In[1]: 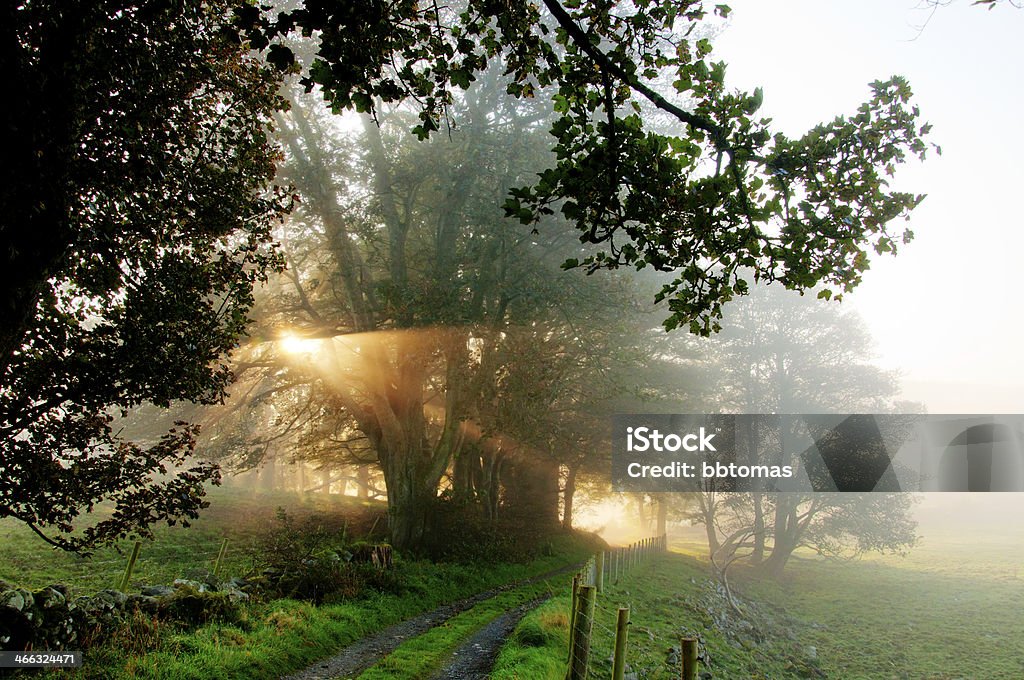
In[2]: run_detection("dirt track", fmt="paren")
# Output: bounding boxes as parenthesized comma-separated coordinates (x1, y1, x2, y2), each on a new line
(281, 563, 576, 680)
(428, 595, 549, 680)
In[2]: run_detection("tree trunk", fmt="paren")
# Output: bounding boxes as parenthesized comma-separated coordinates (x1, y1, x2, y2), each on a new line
(656, 497, 668, 536)
(562, 464, 578, 529)
(357, 465, 371, 499)
(762, 496, 800, 578)
(745, 418, 765, 564)
(504, 455, 560, 528)
(750, 492, 765, 565)
(386, 484, 435, 552)
(700, 493, 721, 558)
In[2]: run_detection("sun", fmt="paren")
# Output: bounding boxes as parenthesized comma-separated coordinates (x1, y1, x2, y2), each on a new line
(278, 331, 320, 356)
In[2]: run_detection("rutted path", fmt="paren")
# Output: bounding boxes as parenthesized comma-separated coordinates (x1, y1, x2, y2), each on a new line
(281, 564, 577, 680)
(428, 595, 549, 680)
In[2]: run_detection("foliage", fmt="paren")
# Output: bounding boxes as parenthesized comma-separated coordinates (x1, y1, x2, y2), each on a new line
(421, 497, 563, 563)
(158, 586, 239, 627)
(41, 533, 599, 679)
(203, 69, 655, 550)
(0, 487, 381, 594)
(247, 508, 400, 603)
(238, 0, 935, 334)
(0, 0, 291, 552)
(677, 285, 919, 578)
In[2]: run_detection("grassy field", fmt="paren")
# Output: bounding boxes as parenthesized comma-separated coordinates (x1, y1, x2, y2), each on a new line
(495, 520, 1024, 680)
(0, 488, 599, 680)
(494, 551, 816, 680)
(6, 490, 1023, 679)
(736, 520, 1024, 680)
(0, 488, 387, 593)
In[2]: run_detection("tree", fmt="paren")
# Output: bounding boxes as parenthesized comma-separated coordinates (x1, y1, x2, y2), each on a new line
(681, 284, 919, 580)
(0, 0, 289, 551)
(4, 0, 935, 553)
(238, 0, 935, 335)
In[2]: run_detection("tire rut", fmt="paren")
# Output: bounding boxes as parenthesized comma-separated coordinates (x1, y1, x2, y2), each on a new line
(428, 595, 549, 680)
(280, 563, 578, 680)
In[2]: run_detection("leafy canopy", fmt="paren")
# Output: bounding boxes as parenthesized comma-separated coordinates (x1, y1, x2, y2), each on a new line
(239, 0, 936, 334)
(0, 0, 289, 552)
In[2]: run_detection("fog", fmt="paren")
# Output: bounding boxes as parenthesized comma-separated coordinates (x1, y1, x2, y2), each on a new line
(715, 0, 1024, 414)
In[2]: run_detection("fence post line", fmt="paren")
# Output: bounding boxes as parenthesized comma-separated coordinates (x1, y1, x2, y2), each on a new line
(567, 584, 596, 680)
(596, 551, 605, 592)
(212, 537, 229, 577)
(681, 637, 698, 680)
(567, 574, 580, 663)
(612, 606, 630, 680)
(118, 541, 142, 592)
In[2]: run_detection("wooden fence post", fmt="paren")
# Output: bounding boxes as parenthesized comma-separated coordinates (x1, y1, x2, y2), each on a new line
(567, 574, 580, 663)
(596, 551, 605, 592)
(566, 585, 596, 680)
(612, 606, 630, 680)
(118, 541, 142, 592)
(212, 538, 229, 577)
(681, 637, 698, 680)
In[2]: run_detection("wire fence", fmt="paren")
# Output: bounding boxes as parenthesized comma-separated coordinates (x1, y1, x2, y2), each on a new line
(26, 538, 247, 591)
(563, 535, 701, 680)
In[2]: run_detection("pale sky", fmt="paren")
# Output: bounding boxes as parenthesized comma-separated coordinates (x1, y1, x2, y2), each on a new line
(712, 0, 1024, 413)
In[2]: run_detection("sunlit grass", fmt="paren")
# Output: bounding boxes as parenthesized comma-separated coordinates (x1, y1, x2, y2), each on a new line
(0, 487, 386, 593)
(498, 525, 1024, 680)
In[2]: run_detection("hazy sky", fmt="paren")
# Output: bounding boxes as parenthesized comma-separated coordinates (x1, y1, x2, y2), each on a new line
(713, 1, 1024, 413)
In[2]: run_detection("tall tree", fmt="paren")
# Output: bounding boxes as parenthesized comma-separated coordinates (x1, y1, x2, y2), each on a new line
(207, 72, 648, 550)
(0, 0, 289, 551)
(684, 284, 918, 578)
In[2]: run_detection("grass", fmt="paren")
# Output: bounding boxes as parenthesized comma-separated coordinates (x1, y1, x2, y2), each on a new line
(355, 578, 563, 679)
(490, 598, 574, 679)
(0, 487, 386, 593)
(734, 523, 1024, 680)
(64, 537, 594, 680)
(495, 523, 1024, 680)
(491, 552, 797, 680)
(1, 487, 600, 680)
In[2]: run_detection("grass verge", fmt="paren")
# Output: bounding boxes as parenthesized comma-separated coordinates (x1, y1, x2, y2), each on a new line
(25, 533, 596, 680)
(355, 578, 562, 680)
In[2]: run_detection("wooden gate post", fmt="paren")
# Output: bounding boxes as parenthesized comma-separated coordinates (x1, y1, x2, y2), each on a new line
(681, 637, 698, 680)
(566, 585, 596, 680)
(611, 606, 630, 680)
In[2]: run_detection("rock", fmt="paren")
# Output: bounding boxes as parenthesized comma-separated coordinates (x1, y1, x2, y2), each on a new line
(141, 585, 175, 598)
(222, 583, 249, 603)
(805, 645, 818, 660)
(127, 594, 160, 614)
(95, 589, 128, 607)
(173, 579, 208, 593)
(34, 586, 66, 609)
(0, 590, 26, 611)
